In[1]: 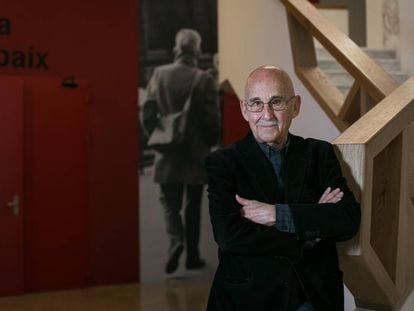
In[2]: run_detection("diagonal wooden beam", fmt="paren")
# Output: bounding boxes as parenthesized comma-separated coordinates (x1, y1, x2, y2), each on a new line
(296, 66, 349, 131)
(282, 0, 399, 102)
(286, 11, 348, 131)
(338, 81, 361, 123)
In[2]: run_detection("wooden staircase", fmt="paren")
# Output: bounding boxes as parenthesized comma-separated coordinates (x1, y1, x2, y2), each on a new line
(281, 0, 414, 309)
(317, 47, 409, 96)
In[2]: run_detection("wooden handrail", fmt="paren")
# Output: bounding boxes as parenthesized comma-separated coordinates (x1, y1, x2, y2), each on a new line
(282, 0, 399, 103)
(334, 77, 414, 146)
(333, 78, 414, 309)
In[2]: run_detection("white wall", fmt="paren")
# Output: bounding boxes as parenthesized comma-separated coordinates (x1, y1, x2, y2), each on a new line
(319, 8, 348, 35)
(219, 0, 340, 143)
(366, 0, 384, 48)
(399, 0, 414, 76)
(366, 0, 414, 76)
(315, 8, 348, 48)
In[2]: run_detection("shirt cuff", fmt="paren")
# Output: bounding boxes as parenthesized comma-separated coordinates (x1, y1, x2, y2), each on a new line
(275, 204, 296, 233)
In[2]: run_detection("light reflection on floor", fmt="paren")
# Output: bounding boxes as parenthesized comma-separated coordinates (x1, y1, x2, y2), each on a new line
(0, 281, 211, 311)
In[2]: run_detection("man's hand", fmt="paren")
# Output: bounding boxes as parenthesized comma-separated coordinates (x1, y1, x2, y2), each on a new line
(319, 187, 343, 203)
(236, 187, 342, 226)
(236, 194, 276, 226)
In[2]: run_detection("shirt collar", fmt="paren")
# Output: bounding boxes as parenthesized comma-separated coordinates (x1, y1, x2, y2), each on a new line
(256, 133, 291, 159)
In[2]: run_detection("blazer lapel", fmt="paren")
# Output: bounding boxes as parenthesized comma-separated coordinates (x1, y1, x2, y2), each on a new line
(284, 134, 309, 203)
(235, 132, 280, 203)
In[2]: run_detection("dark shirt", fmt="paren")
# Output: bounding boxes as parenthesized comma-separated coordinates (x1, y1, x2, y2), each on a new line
(256, 137, 295, 233)
(256, 136, 317, 248)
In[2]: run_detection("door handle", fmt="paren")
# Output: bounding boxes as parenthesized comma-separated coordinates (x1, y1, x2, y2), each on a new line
(6, 195, 20, 216)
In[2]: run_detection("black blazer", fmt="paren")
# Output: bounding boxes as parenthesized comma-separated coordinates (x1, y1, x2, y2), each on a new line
(205, 132, 360, 311)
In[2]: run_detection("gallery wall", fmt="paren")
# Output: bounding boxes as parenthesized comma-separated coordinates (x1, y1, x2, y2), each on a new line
(399, 0, 414, 76)
(2, 0, 412, 294)
(1, 0, 139, 286)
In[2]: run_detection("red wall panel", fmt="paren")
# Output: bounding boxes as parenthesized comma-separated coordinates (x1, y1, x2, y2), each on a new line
(222, 90, 249, 146)
(2, 0, 139, 286)
(0, 77, 24, 295)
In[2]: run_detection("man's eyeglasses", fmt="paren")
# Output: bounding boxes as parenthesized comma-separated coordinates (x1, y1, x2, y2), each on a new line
(244, 95, 296, 112)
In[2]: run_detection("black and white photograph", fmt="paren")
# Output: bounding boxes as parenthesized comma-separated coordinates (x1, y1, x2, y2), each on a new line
(138, 0, 220, 281)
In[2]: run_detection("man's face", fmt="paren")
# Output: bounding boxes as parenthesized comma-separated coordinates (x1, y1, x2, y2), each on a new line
(240, 73, 301, 147)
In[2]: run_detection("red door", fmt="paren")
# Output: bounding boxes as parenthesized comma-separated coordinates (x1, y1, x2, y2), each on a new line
(0, 77, 25, 295)
(24, 77, 89, 292)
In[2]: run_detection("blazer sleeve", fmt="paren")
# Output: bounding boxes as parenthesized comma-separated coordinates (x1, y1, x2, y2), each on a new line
(206, 151, 304, 258)
(289, 143, 361, 242)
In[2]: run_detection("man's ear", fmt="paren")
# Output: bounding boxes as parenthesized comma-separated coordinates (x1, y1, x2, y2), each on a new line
(292, 95, 301, 118)
(240, 100, 249, 121)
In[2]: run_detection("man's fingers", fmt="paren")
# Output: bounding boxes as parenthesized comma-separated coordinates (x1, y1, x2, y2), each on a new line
(235, 194, 250, 205)
(324, 188, 340, 201)
(241, 205, 259, 217)
(327, 190, 343, 203)
(335, 191, 344, 202)
(236, 195, 261, 210)
(237, 196, 275, 225)
(241, 204, 276, 226)
(319, 187, 343, 204)
(319, 187, 335, 203)
(318, 187, 331, 203)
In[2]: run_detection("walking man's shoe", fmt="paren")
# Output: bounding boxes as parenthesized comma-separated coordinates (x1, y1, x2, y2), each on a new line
(165, 244, 184, 274)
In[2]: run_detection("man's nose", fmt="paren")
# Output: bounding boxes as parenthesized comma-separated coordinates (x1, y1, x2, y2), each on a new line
(262, 103, 274, 118)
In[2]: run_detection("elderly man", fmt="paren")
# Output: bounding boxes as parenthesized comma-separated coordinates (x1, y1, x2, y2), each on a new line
(205, 66, 360, 310)
(141, 29, 220, 274)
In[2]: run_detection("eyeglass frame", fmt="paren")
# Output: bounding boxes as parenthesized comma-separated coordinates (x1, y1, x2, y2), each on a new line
(243, 95, 297, 112)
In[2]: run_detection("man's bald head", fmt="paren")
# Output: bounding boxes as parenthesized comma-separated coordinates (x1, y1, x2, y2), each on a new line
(244, 66, 295, 100)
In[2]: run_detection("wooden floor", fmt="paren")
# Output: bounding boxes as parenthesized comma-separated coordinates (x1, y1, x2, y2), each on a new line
(0, 281, 211, 311)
